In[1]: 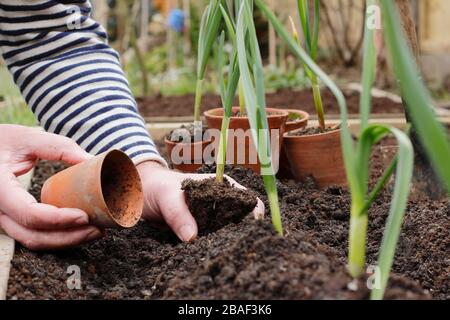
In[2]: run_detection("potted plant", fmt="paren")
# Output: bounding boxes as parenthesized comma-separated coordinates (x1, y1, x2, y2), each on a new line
(164, 0, 222, 172)
(270, 0, 346, 187)
(204, 1, 288, 174)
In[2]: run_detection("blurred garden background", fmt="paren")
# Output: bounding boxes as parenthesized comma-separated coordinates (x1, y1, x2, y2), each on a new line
(2, 0, 450, 125)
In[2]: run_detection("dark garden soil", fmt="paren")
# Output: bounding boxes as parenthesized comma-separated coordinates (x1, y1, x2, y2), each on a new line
(181, 178, 257, 236)
(137, 88, 404, 118)
(166, 124, 208, 143)
(6, 139, 448, 300)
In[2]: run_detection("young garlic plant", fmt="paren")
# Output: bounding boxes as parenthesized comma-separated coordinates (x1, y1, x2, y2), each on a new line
(291, 0, 326, 130)
(215, 23, 240, 182)
(379, 0, 450, 192)
(371, 0, 450, 299)
(236, 0, 283, 236)
(256, 0, 418, 300)
(193, 0, 222, 128)
(235, 0, 250, 117)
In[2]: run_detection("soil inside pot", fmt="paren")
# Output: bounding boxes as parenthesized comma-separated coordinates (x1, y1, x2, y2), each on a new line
(6, 138, 448, 300)
(137, 88, 404, 118)
(166, 124, 208, 143)
(288, 126, 340, 136)
(181, 178, 257, 236)
(230, 110, 285, 118)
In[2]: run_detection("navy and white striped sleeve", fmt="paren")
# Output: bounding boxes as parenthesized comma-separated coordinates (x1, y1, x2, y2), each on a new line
(0, 0, 167, 167)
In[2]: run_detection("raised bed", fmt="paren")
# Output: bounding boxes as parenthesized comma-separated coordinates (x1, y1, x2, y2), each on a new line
(3, 89, 449, 300)
(5, 138, 448, 300)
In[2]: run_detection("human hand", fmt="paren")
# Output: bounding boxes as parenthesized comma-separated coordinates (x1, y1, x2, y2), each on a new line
(0, 125, 103, 250)
(137, 161, 265, 242)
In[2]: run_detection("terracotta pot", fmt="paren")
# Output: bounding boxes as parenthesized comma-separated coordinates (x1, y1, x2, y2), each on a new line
(41, 150, 143, 229)
(284, 109, 310, 133)
(283, 128, 347, 188)
(164, 138, 213, 173)
(204, 107, 288, 173)
(278, 109, 310, 178)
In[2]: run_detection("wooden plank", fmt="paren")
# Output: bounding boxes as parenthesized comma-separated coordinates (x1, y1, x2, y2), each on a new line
(0, 234, 14, 300)
(0, 169, 33, 300)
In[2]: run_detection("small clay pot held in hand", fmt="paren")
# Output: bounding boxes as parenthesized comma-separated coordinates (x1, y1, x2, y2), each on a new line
(41, 150, 144, 229)
(284, 109, 310, 133)
(204, 107, 289, 173)
(283, 128, 347, 188)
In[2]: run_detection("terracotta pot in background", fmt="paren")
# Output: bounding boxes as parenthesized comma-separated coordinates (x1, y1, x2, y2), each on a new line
(278, 109, 310, 178)
(204, 107, 288, 173)
(284, 109, 310, 133)
(164, 138, 213, 173)
(41, 150, 143, 229)
(283, 128, 347, 188)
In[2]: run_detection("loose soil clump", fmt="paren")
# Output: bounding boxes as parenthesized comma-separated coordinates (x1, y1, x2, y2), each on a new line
(181, 178, 257, 236)
(166, 124, 207, 143)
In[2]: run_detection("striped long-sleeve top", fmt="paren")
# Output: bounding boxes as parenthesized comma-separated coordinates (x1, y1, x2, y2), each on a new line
(0, 0, 166, 166)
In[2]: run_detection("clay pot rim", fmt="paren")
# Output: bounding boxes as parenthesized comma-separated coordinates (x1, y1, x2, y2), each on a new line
(283, 109, 310, 123)
(204, 107, 289, 120)
(283, 126, 342, 139)
(164, 137, 213, 146)
(99, 150, 144, 228)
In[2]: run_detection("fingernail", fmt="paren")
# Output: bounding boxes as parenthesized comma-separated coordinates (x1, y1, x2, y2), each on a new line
(75, 214, 89, 225)
(179, 225, 196, 243)
(85, 229, 103, 242)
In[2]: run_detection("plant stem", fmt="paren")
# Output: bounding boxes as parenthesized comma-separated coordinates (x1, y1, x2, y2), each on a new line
(193, 78, 204, 124)
(348, 201, 368, 278)
(311, 74, 325, 130)
(216, 116, 230, 183)
(262, 174, 283, 236)
(238, 78, 246, 116)
(359, 156, 398, 216)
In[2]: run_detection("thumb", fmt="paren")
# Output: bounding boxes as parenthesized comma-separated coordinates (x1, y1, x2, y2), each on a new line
(29, 130, 92, 165)
(158, 190, 198, 243)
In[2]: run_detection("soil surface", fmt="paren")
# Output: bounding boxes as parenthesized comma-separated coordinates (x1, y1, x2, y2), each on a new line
(181, 178, 257, 236)
(7, 139, 448, 300)
(288, 126, 340, 136)
(137, 88, 404, 118)
(229, 110, 285, 118)
(167, 124, 207, 143)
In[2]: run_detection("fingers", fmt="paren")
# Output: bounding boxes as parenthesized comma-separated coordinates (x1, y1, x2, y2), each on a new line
(0, 213, 102, 251)
(0, 173, 90, 230)
(26, 129, 91, 165)
(157, 189, 198, 243)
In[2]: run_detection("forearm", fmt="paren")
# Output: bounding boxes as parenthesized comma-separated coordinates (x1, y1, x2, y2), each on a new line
(0, 0, 167, 166)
